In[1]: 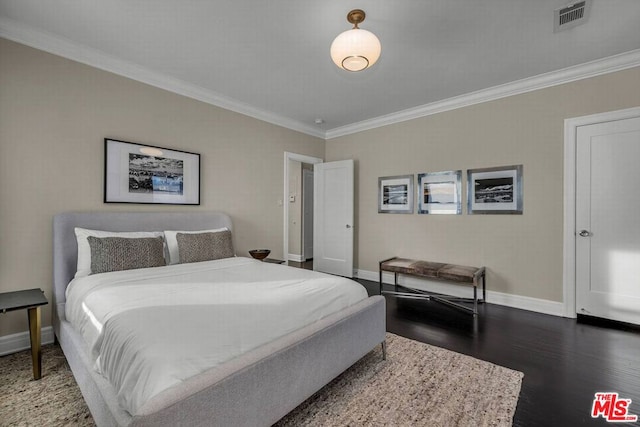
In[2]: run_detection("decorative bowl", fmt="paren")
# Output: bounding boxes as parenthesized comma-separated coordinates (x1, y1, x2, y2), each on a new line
(249, 249, 270, 260)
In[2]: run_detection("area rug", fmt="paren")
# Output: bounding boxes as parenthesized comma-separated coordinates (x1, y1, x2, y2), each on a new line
(0, 344, 92, 427)
(0, 333, 523, 426)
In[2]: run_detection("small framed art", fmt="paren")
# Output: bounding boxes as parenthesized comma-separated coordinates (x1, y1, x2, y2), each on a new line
(417, 170, 462, 214)
(378, 175, 414, 214)
(467, 165, 523, 214)
(104, 138, 200, 205)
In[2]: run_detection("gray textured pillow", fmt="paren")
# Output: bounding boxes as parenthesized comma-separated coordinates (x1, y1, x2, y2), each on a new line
(88, 236, 165, 274)
(176, 230, 234, 264)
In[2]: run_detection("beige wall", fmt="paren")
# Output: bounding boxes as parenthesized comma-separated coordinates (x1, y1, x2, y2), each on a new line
(326, 66, 640, 302)
(0, 38, 324, 337)
(2, 35, 639, 339)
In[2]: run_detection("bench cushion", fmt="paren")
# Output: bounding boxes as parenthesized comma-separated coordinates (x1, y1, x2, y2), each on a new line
(438, 264, 478, 283)
(380, 257, 482, 285)
(379, 258, 419, 273)
(411, 261, 447, 278)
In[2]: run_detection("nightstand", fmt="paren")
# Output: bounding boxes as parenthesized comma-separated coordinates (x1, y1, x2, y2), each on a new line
(263, 258, 285, 264)
(0, 289, 48, 379)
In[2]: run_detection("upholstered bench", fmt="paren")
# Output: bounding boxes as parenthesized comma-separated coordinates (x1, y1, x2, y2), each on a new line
(379, 257, 486, 315)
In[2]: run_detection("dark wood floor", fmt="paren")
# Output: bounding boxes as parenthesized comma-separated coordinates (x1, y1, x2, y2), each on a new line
(356, 279, 640, 427)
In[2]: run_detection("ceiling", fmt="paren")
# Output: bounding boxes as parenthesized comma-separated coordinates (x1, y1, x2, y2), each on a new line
(1, 0, 640, 139)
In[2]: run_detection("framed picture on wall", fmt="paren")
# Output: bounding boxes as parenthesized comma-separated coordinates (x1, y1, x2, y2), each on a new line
(378, 175, 414, 214)
(467, 165, 523, 214)
(417, 170, 462, 214)
(104, 138, 200, 205)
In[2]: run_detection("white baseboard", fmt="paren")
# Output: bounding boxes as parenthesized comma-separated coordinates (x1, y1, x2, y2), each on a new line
(354, 269, 566, 317)
(0, 326, 55, 356)
(288, 253, 305, 262)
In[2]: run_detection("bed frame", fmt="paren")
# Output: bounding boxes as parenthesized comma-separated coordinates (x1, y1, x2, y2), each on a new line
(52, 212, 386, 427)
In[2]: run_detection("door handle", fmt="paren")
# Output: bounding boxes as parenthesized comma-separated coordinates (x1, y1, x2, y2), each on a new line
(579, 230, 591, 237)
(346, 224, 352, 229)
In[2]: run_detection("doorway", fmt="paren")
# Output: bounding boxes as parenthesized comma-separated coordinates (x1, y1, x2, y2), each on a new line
(287, 160, 314, 268)
(302, 168, 314, 262)
(283, 152, 322, 268)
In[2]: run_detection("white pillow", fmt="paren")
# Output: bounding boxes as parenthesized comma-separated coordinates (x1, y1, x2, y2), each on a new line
(74, 227, 164, 278)
(164, 228, 228, 265)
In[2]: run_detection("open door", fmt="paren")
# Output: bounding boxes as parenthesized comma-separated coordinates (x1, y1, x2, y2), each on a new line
(302, 168, 314, 260)
(313, 160, 354, 277)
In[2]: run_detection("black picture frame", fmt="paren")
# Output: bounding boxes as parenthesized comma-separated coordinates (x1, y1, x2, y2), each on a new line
(104, 138, 200, 205)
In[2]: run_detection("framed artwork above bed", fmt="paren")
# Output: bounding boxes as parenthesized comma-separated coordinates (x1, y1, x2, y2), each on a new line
(104, 138, 200, 205)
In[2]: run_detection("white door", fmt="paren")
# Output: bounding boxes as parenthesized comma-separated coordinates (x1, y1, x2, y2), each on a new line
(313, 160, 354, 277)
(302, 168, 314, 260)
(576, 116, 640, 325)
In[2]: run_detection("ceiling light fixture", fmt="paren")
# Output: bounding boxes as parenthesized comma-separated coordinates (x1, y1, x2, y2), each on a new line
(330, 9, 381, 72)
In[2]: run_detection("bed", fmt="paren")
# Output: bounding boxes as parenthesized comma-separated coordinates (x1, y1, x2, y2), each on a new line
(52, 211, 386, 427)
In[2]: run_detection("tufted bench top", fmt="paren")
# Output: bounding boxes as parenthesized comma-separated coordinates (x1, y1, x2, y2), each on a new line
(378, 257, 486, 315)
(380, 257, 484, 285)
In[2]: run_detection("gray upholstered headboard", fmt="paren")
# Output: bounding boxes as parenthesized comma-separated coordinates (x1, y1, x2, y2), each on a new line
(52, 211, 233, 310)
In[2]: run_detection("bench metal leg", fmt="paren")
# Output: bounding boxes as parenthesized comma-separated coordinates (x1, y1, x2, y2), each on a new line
(383, 282, 482, 315)
(431, 295, 478, 315)
(474, 285, 478, 315)
(380, 259, 486, 317)
(483, 273, 487, 302)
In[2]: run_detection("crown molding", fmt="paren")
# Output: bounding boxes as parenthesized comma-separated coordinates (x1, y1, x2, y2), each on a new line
(2, 17, 639, 142)
(325, 49, 640, 139)
(0, 17, 325, 139)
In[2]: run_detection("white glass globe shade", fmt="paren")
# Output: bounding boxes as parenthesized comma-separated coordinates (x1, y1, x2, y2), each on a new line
(330, 28, 381, 72)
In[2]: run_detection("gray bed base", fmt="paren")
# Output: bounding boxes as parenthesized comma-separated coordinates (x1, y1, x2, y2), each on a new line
(52, 212, 386, 427)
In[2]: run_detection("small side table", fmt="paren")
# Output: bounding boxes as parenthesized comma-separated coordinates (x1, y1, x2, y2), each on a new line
(263, 258, 285, 264)
(0, 289, 48, 380)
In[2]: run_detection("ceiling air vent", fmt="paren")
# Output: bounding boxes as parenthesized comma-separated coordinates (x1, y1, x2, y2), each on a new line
(554, 1, 591, 32)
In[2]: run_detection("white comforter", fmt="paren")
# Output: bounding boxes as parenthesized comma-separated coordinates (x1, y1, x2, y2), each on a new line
(65, 257, 367, 416)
